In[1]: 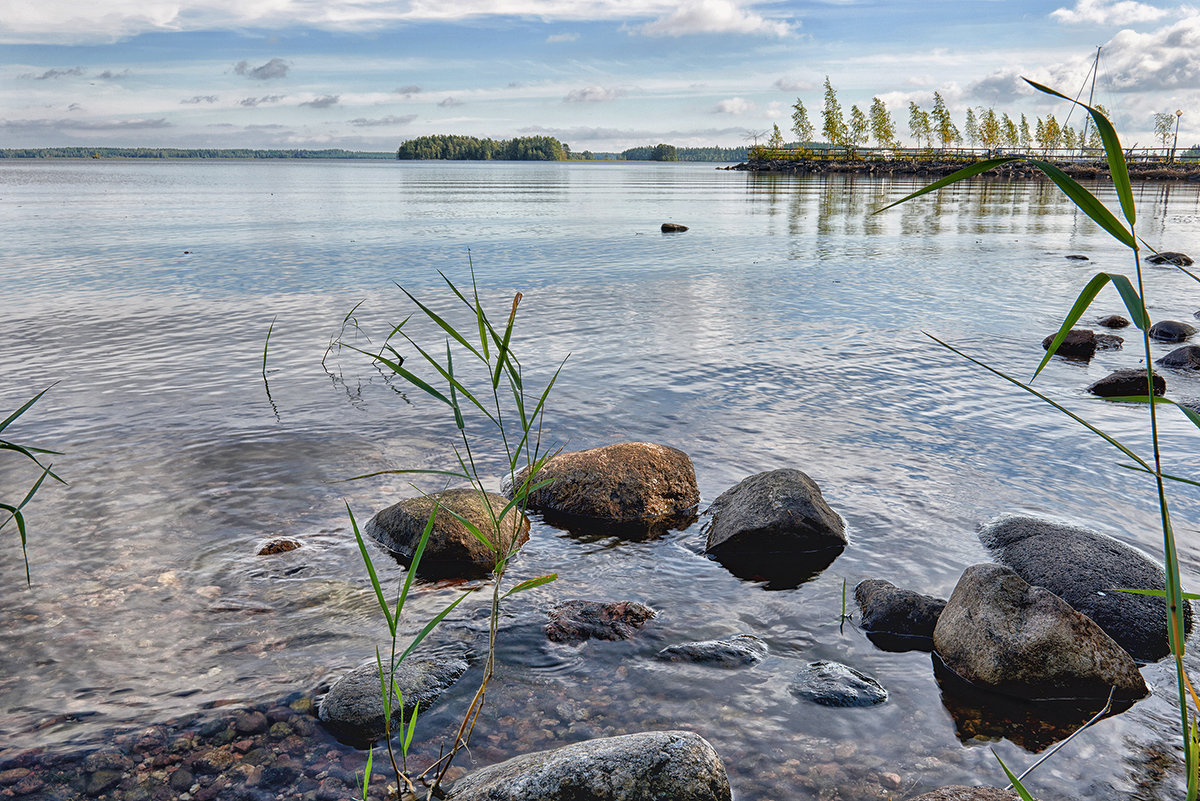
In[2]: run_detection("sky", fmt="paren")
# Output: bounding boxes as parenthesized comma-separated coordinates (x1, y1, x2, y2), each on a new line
(2, 0, 1198, 152)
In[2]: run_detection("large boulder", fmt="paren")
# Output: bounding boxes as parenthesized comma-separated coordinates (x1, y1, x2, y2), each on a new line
(1149, 320, 1196, 342)
(444, 730, 731, 801)
(510, 442, 699, 533)
(1086, 368, 1165, 398)
(318, 656, 468, 745)
(979, 515, 1192, 662)
(855, 579, 945, 641)
(1157, 345, 1200, 370)
(546, 599, 656, 644)
(704, 469, 846, 558)
(933, 564, 1148, 701)
(366, 488, 529, 577)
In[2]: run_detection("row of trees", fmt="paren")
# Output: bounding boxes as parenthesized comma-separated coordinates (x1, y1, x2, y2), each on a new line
(782, 77, 1124, 152)
(396, 135, 568, 160)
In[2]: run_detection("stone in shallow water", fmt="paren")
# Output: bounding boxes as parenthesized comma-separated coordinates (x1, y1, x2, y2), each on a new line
(854, 579, 945, 641)
(1157, 345, 1200, 370)
(908, 788, 1017, 801)
(655, 634, 768, 667)
(546, 599, 656, 644)
(318, 656, 468, 744)
(1146, 251, 1193, 266)
(788, 660, 887, 707)
(1149, 319, 1196, 342)
(1098, 314, 1129, 328)
(1041, 328, 1096, 359)
(1086, 368, 1165, 398)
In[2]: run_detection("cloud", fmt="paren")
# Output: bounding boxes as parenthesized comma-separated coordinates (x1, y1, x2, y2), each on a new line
(349, 114, 418, 126)
(20, 67, 84, 80)
(438, 96, 464, 107)
(300, 95, 340, 108)
(234, 58, 289, 80)
(394, 85, 422, 96)
(181, 95, 219, 104)
(547, 32, 579, 42)
(1098, 15, 1200, 90)
(239, 95, 285, 107)
(968, 69, 1034, 103)
(0, 117, 171, 131)
(67, 103, 82, 111)
(774, 77, 814, 92)
(713, 96, 756, 114)
(1051, 0, 1170, 25)
(638, 0, 794, 37)
(563, 86, 626, 102)
(95, 69, 131, 80)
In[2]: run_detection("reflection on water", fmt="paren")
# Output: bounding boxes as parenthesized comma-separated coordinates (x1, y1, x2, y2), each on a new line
(2, 160, 1200, 798)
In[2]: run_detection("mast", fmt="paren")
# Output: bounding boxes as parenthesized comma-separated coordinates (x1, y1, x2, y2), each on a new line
(1080, 45, 1101, 156)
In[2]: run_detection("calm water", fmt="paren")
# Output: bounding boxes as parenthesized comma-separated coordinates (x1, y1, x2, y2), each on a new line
(3, 159, 1200, 799)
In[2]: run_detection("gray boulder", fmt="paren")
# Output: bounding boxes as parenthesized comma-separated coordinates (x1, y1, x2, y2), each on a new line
(1087, 368, 1165, 398)
(704, 469, 846, 558)
(444, 730, 731, 801)
(788, 660, 887, 707)
(656, 634, 768, 667)
(510, 442, 699, 531)
(546, 599, 656, 644)
(1157, 345, 1200, 370)
(1147, 251, 1194, 266)
(319, 656, 468, 744)
(1149, 320, 1196, 342)
(933, 563, 1148, 700)
(367, 488, 529, 577)
(855, 579, 945, 640)
(980, 515, 1192, 662)
(909, 789, 1017, 801)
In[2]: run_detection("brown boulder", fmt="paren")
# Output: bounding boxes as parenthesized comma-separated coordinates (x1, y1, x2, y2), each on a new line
(366, 488, 529, 577)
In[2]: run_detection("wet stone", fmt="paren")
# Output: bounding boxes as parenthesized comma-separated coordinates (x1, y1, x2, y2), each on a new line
(169, 767, 195, 792)
(85, 769, 123, 796)
(1098, 314, 1130, 328)
(257, 537, 301, 555)
(789, 661, 888, 707)
(655, 635, 768, 667)
(546, 599, 656, 644)
(234, 710, 269, 735)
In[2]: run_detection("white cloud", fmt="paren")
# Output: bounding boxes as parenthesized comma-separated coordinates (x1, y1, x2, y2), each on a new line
(1098, 14, 1200, 89)
(348, 114, 418, 126)
(638, 0, 794, 37)
(546, 32, 579, 42)
(235, 58, 290, 80)
(714, 96, 755, 114)
(1051, 0, 1170, 26)
(774, 76, 813, 92)
(563, 86, 626, 102)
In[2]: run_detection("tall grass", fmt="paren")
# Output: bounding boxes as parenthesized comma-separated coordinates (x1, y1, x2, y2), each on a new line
(334, 262, 563, 798)
(1, 385, 65, 586)
(879, 79, 1200, 798)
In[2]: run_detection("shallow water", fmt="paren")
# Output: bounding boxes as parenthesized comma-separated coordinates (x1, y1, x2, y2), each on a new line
(3, 159, 1200, 798)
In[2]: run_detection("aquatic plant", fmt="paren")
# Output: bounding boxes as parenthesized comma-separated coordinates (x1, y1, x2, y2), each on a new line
(335, 263, 563, 798)
(1, 385, 64, 586)
(879, 80, 1200, 798)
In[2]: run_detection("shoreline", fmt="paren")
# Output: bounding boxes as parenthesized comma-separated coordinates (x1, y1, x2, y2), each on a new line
(728, 157, 1200, 182)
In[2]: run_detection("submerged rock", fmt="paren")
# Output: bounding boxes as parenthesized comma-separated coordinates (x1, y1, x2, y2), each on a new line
(1098, 314, 1130, 328)
(444, 730, 731, 801)
(789, 661, 887, 707)
(1095, 333, 1124, 350)
(1158, 345, 1200, 370)
(980, 514, 1192, 662)
(933, 563, 1148, 700)
(1087, 368, 1165, 398)
(366, 488, 529, 577)
(855, 579, 945, 641)
(510, 442, 699, 533)
(909, 788, 1017, 801)
(546, 599, 656, 644)
(256, 537, 301, 555)
(1065, 254, 1090, 260)
(318, 656, 468, 744)
(1041, 328, 1097, 359)
(656, 634, 768, 667)
(1149, 320, 1196, 342)
(1147, 251, 1194, 266)
(661, 222, 689, 232)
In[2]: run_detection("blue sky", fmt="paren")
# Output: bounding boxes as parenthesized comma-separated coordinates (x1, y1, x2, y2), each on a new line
(2, 0, 1197, 151)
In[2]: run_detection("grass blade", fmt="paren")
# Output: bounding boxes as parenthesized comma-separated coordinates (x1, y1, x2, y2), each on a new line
(439, 504, 498, 552)
(340, 468, 470, 483)
(501, 573, 557, 599)
(0, 385, 55, 434)
(398, 501, 441, 616)
(376, 648, 392, 727)
(1027, 160, 1135, 249)
(1117, 462, 1200, 489)
(396, 283, 483, 361)
(0, 503, 30, 586)
(342, 343, 452, 407)
(1112, 588, 1200, 601)
(401, 335, 498, 426)
(262, 315, 276, 378)
(398, 590, 471, 663)
(446, 341, 465, 431)
(491, 294, 521, 390)
(872, 157, 1020, 214)
(403, 701, 419, 754)
(349, 503, 395, 635)
(995, 752, 1038, 801)
(1034, 272, 1148, 379)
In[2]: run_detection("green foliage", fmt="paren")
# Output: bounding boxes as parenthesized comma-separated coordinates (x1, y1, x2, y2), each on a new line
(848, 105, 869, 147)
(1, 386, 65, 586)
(396, 135, 567, 160)
(964, 108, 979, 147)
(978, 109, 1002, 149)
(869, 97, 896, 147)
(621, 145, 747, 161)
(908, 102, 932, 148)
(651, 143, 678, 161)
(931, 92, 959, 148)
(1155, 112, 1178, 148)
(768, 125, 786, 150)
(792, 98, 815, 144)
(822, 76, 848, 146)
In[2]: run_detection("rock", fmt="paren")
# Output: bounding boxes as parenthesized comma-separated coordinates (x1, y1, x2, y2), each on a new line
(1065, 254, 1089, 260)
(1147, 251, 1194, 266)
(980, 515, 1192, 662)
(1149, 320, 1196, 342)
(704, 468, 846, 558)
(366, 488, 529, 577)
(318, 656, 468, 744)
(1158, 345, 1200, 370)
(909, 788, 1017, 801)
(854, 579, 945, 640)
(789, 661, 887, 707)
(234, 710, 268, 735)
(444, 730, 730, 801)
(1095, 333, 1124, 350)
(257, 538, 301, 555)
(661, 222, 689, 232)
(1086, 368, 1165, 398)
(655, 634, 768, 667)
(510, 442, 699, 532)
(1098, 314, 1130, 328)
(546, 599, 655, 644)
(932, 563, 1148, 700)
(169, 767, 195, 792)
(1041, 329, 1096, 359)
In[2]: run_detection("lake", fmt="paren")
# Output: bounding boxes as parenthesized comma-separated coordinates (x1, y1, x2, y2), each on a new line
(3, 159, 1200, 799)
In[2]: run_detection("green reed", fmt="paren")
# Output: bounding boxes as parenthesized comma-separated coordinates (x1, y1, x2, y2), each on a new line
(1, 385, 65, 586)
(879, 79, 1200, 798)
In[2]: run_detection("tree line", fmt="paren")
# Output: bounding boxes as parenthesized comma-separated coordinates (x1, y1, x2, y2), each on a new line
(396, 135, 569, 160)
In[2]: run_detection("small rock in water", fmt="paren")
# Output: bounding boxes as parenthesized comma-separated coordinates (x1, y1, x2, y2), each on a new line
(1147, 251, 1193, 266)
(546, 599, 656, 644)
(655, 634, 768, 667)
(854, 579, 945, 640)
(1065, 254, 1089, 260)
(1098, 314, 1129, 328)
(909, 788, 1018, 801)
(1149, 319, 1196, 342)
(1087, 368, 1165, 398)
(1094, 333, 1123, 350)
(1159, 345, 1200, 370)
(661, 222, 689, 232)
(257, 537, 301, 555)
(1041, 329, 1096, 359)
(788, 661, 887, 707)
